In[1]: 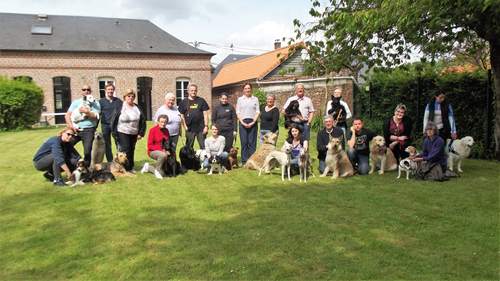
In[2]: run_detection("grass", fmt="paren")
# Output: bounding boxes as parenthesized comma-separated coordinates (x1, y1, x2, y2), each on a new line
(0, 125, 499, 280)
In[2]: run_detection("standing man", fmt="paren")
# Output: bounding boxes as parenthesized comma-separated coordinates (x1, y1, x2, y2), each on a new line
(316, 115, 345, 174)
(282, 83, 315, 140)
(236, 83, 260, 164)
(347, 117, 376, 175)
(65, 85, 101, 166)
(178, 84, 210, 149)
(98, 83, 122, 162)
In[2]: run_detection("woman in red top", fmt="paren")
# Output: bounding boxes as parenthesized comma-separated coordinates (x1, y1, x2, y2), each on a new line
(141, 114, 170, 179)
(383, 104, 413, 162)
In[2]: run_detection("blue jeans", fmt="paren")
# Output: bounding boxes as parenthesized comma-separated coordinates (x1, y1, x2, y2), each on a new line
(302, 123, 311, 140)
(239, 119, 257, 163)
(203, 152, 229, 168)
(318, 159, 326, 174)
(347, 148, 370, 175)
(186, 130, 206, 149)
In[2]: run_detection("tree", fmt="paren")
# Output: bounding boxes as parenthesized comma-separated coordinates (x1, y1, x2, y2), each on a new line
(293, 0, 500, 159)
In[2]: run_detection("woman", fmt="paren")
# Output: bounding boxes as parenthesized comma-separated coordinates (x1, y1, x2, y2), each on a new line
(33, 127, 81, 186)
(203, 125, 229, 169)
(412, 122, 448, 181)
(423, 92, 457, 140)
(141, 114, 170, 179)
(236, 83, 260, 164)
(285, 123, 308, 170)
(112, 89, 147, 172)
(152, 92, 182, 152)
(383, 103, 413, 161)
(212, 92, 237, 152)
(259, 94, 280, 143)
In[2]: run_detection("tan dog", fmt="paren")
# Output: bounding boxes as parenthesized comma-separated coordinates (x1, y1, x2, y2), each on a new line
(90, 132, 105, 170)
(94, 152, 134, 177)
(320, 138, 353, 179)
(244, 132, 278, 170)
(369, 135, 398, 175)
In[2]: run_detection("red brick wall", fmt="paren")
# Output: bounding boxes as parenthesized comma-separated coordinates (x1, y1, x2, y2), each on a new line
(0, 51, 212, 123)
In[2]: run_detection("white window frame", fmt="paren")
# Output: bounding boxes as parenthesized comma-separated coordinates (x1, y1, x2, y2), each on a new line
(176, 78, 190, 104)
(98, 77, 115, 98)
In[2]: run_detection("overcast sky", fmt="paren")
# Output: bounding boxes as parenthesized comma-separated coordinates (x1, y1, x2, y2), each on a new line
(0, 0, 314, 64)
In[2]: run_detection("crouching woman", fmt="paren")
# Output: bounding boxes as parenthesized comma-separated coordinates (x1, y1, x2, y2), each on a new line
(141, 114, 171, 179)
(203, 125, 228, 169)
(411, 122, 449, 181)
(33, 127, 81, 186)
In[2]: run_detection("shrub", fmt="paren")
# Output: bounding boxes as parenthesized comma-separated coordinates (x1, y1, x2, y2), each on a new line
(0, 77, 44, 130)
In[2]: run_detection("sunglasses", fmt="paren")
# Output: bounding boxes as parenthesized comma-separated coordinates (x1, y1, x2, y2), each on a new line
(82, 88, 91, 91)
(65, 132, 76, 137)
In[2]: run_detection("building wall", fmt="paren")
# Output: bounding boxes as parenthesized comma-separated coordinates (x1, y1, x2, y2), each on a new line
(0, 51, 212, 123)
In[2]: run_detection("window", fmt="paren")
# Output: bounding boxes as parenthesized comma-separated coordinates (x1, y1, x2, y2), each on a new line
(52, 76, 71, 124)
(176, 78, 190, 105)
(137, 77, 153, 120)
(31, 25, 52, 35)
(13, 76, 33, 83)
(98, 77, 115, 99)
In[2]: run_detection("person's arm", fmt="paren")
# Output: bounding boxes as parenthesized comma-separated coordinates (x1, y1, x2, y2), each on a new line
(217, 137, 225, 156)
(204, 138, 211, 157)
(281, 98, 291, 114)
(348, 127, 356, 149)
(423, 138, 444, 163)
(272, 108, 280, 132)
(341, 100, 352, 120)
(232, 106, 238, 133)
(423, 104, 429, 134)
(203, 110, 209, 134)
(303, 140, 309, 152)
(51, 139, 71, 178)
(65, 102, 78, 131)
(138, 106, 147, 139)
(448, 104, 457, 139)
(147, 127, 154, 153)
(307, 99, 315, 126)
(251, 98, 260, 127)
(325, 101, 332, 115)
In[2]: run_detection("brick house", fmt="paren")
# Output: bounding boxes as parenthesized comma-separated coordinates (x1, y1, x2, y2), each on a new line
(0, 13, 214, 124)
(212, 42, 357, 117)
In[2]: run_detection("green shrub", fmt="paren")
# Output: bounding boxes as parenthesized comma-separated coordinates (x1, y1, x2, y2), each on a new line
(253, 88, 267, 107)
(0, 77, 44, 130)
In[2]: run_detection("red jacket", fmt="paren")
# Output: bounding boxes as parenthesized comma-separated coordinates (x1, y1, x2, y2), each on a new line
(147, 125, 170, 156)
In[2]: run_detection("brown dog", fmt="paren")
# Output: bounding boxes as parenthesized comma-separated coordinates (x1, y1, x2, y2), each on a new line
(320, 138, 353, 179)
(94, 152, 135, 177)
(244, 132, 278, 170)
(227, 147, 239, 170)
(369, 136, 398, 175)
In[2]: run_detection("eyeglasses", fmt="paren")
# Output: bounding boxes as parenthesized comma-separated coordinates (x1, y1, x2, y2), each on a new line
(82, 88, 91, 91)
(65, 132, 76, 137)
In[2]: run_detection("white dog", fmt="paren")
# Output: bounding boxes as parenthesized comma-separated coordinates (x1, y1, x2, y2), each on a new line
(397, 146, 418, 180)
(447, 136, 474, 173)
(195, 149, 209, 170)
(298, 149, 315, 183)
(258, 142, 292, 181)
(71, 95, 97, 130)
(67, 159, 90, 187)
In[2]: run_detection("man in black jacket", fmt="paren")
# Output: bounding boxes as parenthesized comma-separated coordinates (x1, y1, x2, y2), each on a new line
(98, 83, 123, 162)
(317, 115, 344, 174)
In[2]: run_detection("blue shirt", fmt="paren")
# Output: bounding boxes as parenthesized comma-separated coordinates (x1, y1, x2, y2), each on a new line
(68, 97, 101, 129)
(33, 136, 80, 167)
(99, 97, 122, 126)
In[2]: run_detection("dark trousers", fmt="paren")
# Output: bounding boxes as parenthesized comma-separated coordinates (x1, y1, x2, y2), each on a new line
(117, 132, 138, 171)
(347, 149, 370, 175)
(72, 127, 96, 167)
(170, 134, 179, 152)
(438, 128, 451, 141)
(101, 124, 119, 162)
(390, 144, 409, 162)
(186, 130, 206, 149)
(33, 154, 77, 180)
(220, 129, 234, 152)
(239, 119, 257, 163)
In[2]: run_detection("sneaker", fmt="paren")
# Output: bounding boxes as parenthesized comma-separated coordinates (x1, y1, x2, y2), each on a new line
(153, 169, 163, 179)
(141, 163, 150, 174)
(43, 171, 54, 181)
(53, 178, 67, 187)
(128, 170, 136, 174)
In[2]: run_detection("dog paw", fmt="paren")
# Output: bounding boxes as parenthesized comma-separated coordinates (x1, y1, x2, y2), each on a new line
(458, 169, 463, 173)
(378, 171, 384, 175)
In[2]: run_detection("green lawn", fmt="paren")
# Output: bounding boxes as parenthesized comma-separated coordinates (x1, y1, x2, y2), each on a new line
(0, 126, 499, 280)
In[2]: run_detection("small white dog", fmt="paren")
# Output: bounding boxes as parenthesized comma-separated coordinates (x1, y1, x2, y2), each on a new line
(71, 95, 96, 130)
(259, 142, 292, 181)
(397, 146, 418, 180)
(195, 149, 209, 170)
(67, 159, 90, 187)
(447, 136, 474, 173)
(207, 156, 225, 175)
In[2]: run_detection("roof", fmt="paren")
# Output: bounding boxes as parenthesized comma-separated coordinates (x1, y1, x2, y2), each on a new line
(213, 54, 254, 77)
(0, 13, 214, 55)
(212, 43, 303, 88)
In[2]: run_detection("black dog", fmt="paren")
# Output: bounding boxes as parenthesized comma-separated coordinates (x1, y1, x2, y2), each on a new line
(327, 95, 347, 125)
(284, 100, 303, 129)
(179, 145, 201, 171)
(90, 169, 116, 184)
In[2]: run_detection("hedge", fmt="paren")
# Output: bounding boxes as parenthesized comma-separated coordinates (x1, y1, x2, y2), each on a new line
(0, 77, 44, 130)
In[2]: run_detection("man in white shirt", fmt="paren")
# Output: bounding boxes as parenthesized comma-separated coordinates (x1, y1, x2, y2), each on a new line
(282, 83, 315, 140)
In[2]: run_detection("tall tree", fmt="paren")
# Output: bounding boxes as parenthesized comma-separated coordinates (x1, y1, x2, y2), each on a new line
(294, 0, 500, 159)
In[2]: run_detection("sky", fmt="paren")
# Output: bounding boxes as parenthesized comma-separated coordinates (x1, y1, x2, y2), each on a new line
(0, 0, 315, 64)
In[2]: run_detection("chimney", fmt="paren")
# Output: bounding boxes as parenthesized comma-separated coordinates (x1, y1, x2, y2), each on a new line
(274, 39, 281, 49)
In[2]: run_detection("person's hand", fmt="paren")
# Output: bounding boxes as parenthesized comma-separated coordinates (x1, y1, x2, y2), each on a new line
(350, 126, 355, 132)
(233, 131, 237, 137)
(390, 135, 398, 141)
(399, 136, 408, 141)
(203, 126, 208, 134)
(413, 157, 423, 162)
(451, 132, 458, 140)
(137, 135, 142, 140)
(79, 106, 90, 114)
(166, 151, 171, 156)
(389, 141, 398, 149)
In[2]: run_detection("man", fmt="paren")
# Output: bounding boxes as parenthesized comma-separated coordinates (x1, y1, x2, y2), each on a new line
(282, 83, 315, 140)
(65, 85, 101, 166)
(98, 83, 122, 162)
(178, 84, 209, 149)
(325, 87, 352, 137)
(347, 117, 376, 175)
(316, 115, 345, 174)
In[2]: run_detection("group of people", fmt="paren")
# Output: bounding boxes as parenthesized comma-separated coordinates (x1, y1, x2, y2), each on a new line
(33, 80, 458, 185)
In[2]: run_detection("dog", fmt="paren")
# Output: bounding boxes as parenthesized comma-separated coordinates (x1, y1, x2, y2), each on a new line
(163, 149, 178, 177)
(447, 136, 474, 173)
(284, 100, 303, 129)
(90, 132, 105, 170)
(244, 132, 278, 170)
(369, 135, 398, 175)
(259, 142, 292, 181)
(67, 159, 92, 186)
(397, 146, 418, 180)
(207, 155, 225, 175)
(298, 149, 315, 182)
(327, 95, 347, 125)
(94, 152, 134, 177)
(180, 145, 201, 171)
(71, 95, 96, 130)
(226, 147, 239, 170)
(90, 169, 116, 184)
(320, 137, 354, 179)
